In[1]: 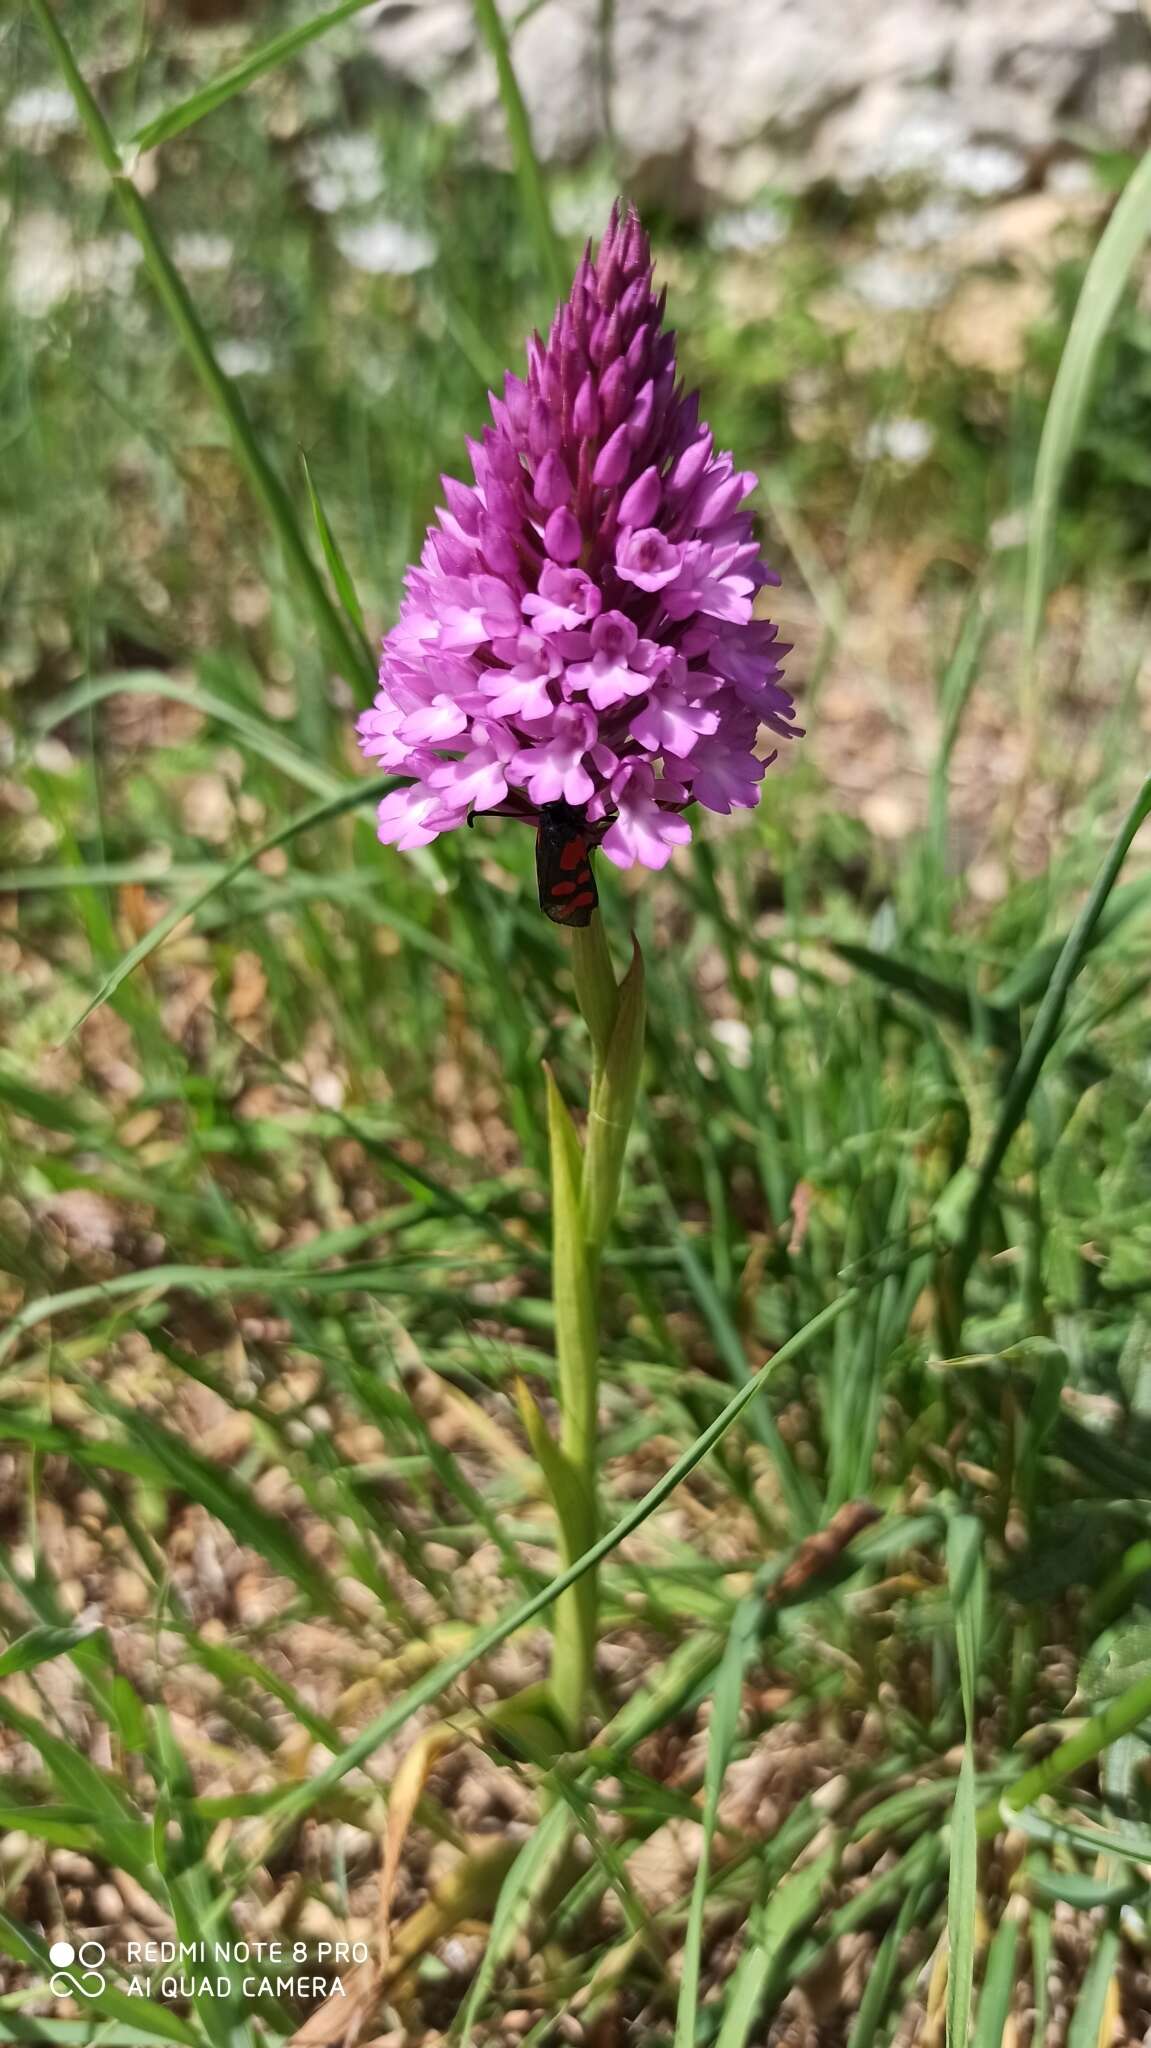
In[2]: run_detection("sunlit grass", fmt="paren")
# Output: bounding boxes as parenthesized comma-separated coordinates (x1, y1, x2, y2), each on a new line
(2, 2, 1151, 2042)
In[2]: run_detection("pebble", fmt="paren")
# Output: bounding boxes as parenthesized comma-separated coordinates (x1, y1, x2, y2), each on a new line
(109, 1568, 152, 1617)
(812, 1773, 850, 1815)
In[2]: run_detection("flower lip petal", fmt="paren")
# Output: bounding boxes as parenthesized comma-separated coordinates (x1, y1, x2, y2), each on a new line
(616, 526, 683, 591)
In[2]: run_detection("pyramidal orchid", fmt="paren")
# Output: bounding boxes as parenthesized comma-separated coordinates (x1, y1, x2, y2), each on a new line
(357, 205, 802, 1745)
(358, 202, 800, 891)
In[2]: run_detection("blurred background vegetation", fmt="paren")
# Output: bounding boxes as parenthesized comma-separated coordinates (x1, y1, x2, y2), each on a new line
(3, 3, 1151, 2044)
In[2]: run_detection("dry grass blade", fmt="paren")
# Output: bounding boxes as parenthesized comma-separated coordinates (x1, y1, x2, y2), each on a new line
(378, 1724, 464, 1969)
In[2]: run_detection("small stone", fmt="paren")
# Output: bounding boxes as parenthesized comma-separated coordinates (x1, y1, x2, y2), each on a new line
(109, 1568, 152, 1618)
(812, 1773, 850, 1815)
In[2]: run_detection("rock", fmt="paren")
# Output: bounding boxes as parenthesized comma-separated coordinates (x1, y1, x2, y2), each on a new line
(938, 273, 1051, 376)
(368, 0, 1151, 208)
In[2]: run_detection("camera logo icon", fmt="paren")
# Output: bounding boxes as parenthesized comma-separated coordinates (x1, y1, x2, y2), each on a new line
(49, 1940, 107, 1998)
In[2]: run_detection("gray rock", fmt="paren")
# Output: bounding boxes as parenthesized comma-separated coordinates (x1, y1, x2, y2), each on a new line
(368, 0, 1151, 207)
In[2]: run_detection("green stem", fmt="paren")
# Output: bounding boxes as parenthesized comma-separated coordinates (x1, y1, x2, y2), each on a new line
(248, 1290, 855, 1854)
(549, 917, 644, 1739)
(570, 918, 619, 1070)
(28, 0, 375, 696)
(978, 1666, 1151, 1839)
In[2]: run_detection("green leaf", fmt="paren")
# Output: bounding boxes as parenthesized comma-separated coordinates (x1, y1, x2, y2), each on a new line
(0, 1067, 100, 1136)
(986, 1663, 1151, 1836)
(1011, 1800, 1151, 1867)
(663, 1203, 816, 1530)
(0, 1410, 168, 1487)
(1026, 1865, 1139, 1910)
(545, 1064, 599, 1738)
(1030, 1907, 1052, 2048)
(515, 1377, 595, 1604)
(0, 1248, 512, 1369)
(991, 874, 1151, 1011)
(0, 1406, 331, 1610)
(129, 0, 382, 152)
(187, 1636, 342, 1751)
(1025, 145, 1151, 651)
(545, 1067, 597, 1466)
(98, 1405, 335, 1611)
(0, 1804, 102, 1851)
(595, 1631, 725, 1756)
(569, 915, 620, 1065)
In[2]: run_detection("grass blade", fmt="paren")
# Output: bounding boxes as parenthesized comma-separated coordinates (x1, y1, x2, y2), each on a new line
(37, 670, 345, 799)
(947, 1516, 986, 2048)
(0, 1696, 153, 1883)
(831, 940, 1010, 1046)
(846, 1878, 927, 2048)
(302, 450, 369, 642)
(251, 1292, 856, 1835)
(130, 0, 382, 152)
(66, 771, 392, 1030)
(714, 1846, 838, 2048)
(0, 1912, 199, 2046)
(675, 1595, 760, 2048)
(0, 1623, 99, 1680)
(1025, 146, 1151, 652)
(947, 1751, 979, 2048)
(450, 1800, 573, 2040)
(471, 0, 565, 300)
(1030, 1907, 1052, 2048)
(1066, 1917, 1122, 2048)
(952, 772, 1151, 1285)
(28, 0, 375, 694)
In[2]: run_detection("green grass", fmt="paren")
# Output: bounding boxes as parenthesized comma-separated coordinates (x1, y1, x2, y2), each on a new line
(3, 2, 1151, 2042)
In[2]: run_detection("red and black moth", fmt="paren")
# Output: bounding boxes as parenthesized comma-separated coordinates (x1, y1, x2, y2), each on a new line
(535, 801, 599, 927)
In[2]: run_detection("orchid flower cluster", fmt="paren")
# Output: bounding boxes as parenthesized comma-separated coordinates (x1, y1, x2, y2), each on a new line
(358, 203, 799, 872)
